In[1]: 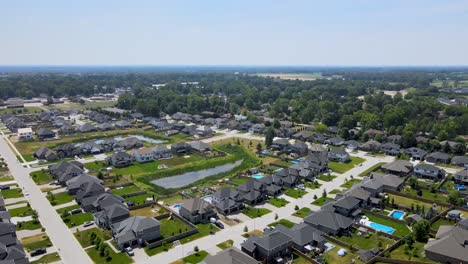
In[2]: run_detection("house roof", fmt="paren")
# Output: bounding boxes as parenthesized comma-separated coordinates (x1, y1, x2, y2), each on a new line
(424, 226, 468, 263)
(202, 247, 258, 264)
(181, 198, 214, 214)
(188, 141, 212, 151)
(113, 216, 161, 244)
(364, 173, 404, 190)
(213, 188, 239, 200)
(304, 210, 354, 231)
(333, 196, 360, 210)
(427, 152, 451, 160)
(415, 163, 443, 172)
(381, 160, 413, 173)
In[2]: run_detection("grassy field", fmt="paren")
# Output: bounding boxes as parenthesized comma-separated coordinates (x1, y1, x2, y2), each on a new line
(329, 157, 366, 174)
(17, 220, 42, 230)
(311, 197, 332, 206)
(30, 253, 61, 264)
(431, 218, 456, 230)
(0, 106, 43, 115)
(340, 178, 362, 189)
(230, 177, 251, 185)
(284, 188, 307, 198)
(389, 241, 436, 263)
(130, 206, 167, 218)
(47, 191, 74, 206)
(110, 185, 142, 196)
(30, 170, 54, 185)
(293, 207, 311, 218)
(242, 207, 271, 218)
(9, 205, 34, 217)
(268, 197, 289, 207)
(216, 239, 234, 250)
(160, 217, 193, 238)
(402, 187, 448, 204)
(387, 193, 447, 212)
(268, 219, 295, 228)
(46, 100, 117, 110)
(365, 213, 410, 237)
(124, 193, 153, 205)
(180, 223, 219, 244)
(359, 162, 386, 176)
(1, 188, 24, 199)
(317, 174, 336, 182)
(74, 227, 112, 248)
(21, 233, 52, 251)
(337, 229, 395, 250)
(86, 246, 132, 264)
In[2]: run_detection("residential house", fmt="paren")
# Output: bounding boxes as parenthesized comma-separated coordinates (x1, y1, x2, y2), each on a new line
(49, 161, 84, 185)
(309, 144, 327, 153)
(97, 122, 115, 131)
(452, 156, 468, 168)
(426, 152, 451, 164)
(115, 120, 132, 129)
(414, 164, 445, 180)
(258, 176, 283, 196)
(179, 198, 217, 224)
(239, 121, 253, 131)
(212, 188, 244, 215)
(115, 137, 143, 151)
(424, 225, 468, 264)
(80, 141, 103, 154)
(381, 160, 413, 176)
(454, 170, 468, 185)
(361, 173, 405, 196)
(77, 123, 97, 133)
(132, 148, 154, 163)
(94, 203, 130, 229)
(275, 223, 326, 253)
(202, 247, 259, 264)
(194, 126, 214, 137)
(36, 127, 55, 140)
(152, 145, 172, 159)
(112, 216, 161, 250)
(332, 196, 361, 217)
(0, 222, 29, 264)
(325, 137, 345, 146)
(364, 129, 386, 139)
(171, 142, 192, 155)
(66, 173, 103, 195)
(405, 147, 428, 161)
(248, 124, 266, 134)
(270, 139, 290, 152)
(16, 127, 33, 141)
(440, 140, 463, 152)
(33, 147, 58, 161)
(241, 228, 293, 263)
(328, 149, 350, 162)
(238, 180, 266, 206)
(55, 143, 80, 158)
(336, 187, 371, 208)
(290, 141, 308, 156)
(293, 130, 315, 142)
(59, 124, 76, 135)
(75, 182, 106, 205)
(107, 152, 134, 168)
(380, 142, 400, 156)
(343, 140, 360, 151)
(359, 140, 381, 152)
(387, 135, 402, 145)
(304, 210, 353, 236)
(188, 141, 212, 153)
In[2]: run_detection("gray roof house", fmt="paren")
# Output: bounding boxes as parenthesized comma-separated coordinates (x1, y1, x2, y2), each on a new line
(241, 228, 292, 263)
(359, 140, 381, 152)
(404, 147, 428, 160)
(36, 127, 55, 140)
(75, 182, 106, 205)
(188, 141, 212, 152)
(212, 188, 244, 215)
(33, 147, 58, 161)
(381, 160, 413, 176)
(333, 196, 362, 217)
(77, 123, 97, 133)
(179, 198, 217, 224)
(328, 149, 350, 163)
(49, 161, 84, 185)
(106, 152, 134, 168)
(202, 247, 259, 264)
(290, 141, 308, 155)
(304, 210, 353, 236)
(171, 142, 192, 155)
(380, 142, 400, 156)
(152, 145, 172, 159)
(66, 173, 103, 195)
(362, 173, 405, 195)
(426, 152, 451, 164)
(112, 216, 161, 250)
(0, 222, 29, 264)
(271, 138, 290, 151)
(94, 203, 130, 229)
(424, 225, 468, 264)
(452, 156, 468, 168)
(414, 164, 445, 180)
(325, 137, 345, 146)
(454, 170, 468, 185)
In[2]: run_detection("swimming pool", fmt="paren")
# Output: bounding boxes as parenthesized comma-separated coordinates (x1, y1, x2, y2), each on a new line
(454, 185, 466, 191)
(369, 222, 395, 234)
(291, 160, 301, 164)
(261, 150, 270, 155)
(389, 210, 405, 220)
(202, 195, 213, 203)
(252, 173, 264, 179)
(173, 204, 182, 209)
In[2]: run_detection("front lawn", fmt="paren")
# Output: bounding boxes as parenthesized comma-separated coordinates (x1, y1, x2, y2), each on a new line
(30, 253, 61, 264)
(62, 212, 93, 228)
(86, 246, 132, 264)
(216, 239, 233, 250)
(389, 241, 436, 263)
(268, 219, 295, 228)
(317, 174, 336, 182)
(365, 213, 410, 237)
(9, 205, 34, 217)
(284, 188, 307, 198)
(21, 233, 52, 251)
(328, 157, 365, 174)
(30, 170, 54, 185)
(311, 197, 332, 206)
(329, 189, 341, 194)
(268, 197, 289, 207)
(337, 229, 395, 250)
(160, 217, 193, 238)
(179, 223, 219, 244)
(242, 207, 271, 218)
(340, 178, 362, 189)
(1, 188, 24, 199)
(47, 191, 74, 206)
(17, 220, 42, 231)
(56, 204, 80, 215)
(182, 250, 208, 264)
(110, 185, 142, 196)
(304, 181, 321, 189)
(359, 162, 386, 176)
(293, 207, 311, 218)
(74, 227, 112, 248)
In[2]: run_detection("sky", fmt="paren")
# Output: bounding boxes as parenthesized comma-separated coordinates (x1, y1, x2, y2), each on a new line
(1, 0, 468, 66)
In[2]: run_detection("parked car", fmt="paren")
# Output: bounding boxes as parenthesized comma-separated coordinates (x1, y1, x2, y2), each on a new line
(24, 191, 29, 196)
(83, 221, 94, 227)
(215, 221, 224, 229)
(69, 208, 82, 215)
(0, 185, 10, 190)
(30, 248, 47, 257)
(126, 200, 134, 207)
(125, 247, 134, 256)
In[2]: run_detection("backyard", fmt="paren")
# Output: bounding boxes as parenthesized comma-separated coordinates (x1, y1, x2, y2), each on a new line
(160, 217, 193, 238)
(337, 229, 395, 250)
(365, 213, 411, 237)
(322, 242, 363, 264)
(86, 246, 132, 264)
(386, 193, 448, 212)
(389, 241, 436, 263)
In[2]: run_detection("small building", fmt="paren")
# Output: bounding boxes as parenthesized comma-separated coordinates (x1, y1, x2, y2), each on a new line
(171, 142, 192, 155)
(152, 145, 172, 159)
(17, 127, 33, 141)
(381, 160, 413, 176)
(359, 140, 381, 152)
(132, 147, 154, 163)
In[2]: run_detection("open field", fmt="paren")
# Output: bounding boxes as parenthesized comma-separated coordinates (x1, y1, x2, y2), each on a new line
(45, 100, 117, 110)
(0, 106, 43, 115)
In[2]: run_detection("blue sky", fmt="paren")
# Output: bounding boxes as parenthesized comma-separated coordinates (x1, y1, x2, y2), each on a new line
(1, 0, 468, 66)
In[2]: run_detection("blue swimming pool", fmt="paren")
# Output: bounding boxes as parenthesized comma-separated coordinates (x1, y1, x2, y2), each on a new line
(202, 195, 213, 203)
(252, 173, 264, 179)
(389, 210, 405, 220)
(261, 150, 270, 155)
(174, 204, 181, 209)
(455, 185, 466, 191)
(369, 222, 395, 234)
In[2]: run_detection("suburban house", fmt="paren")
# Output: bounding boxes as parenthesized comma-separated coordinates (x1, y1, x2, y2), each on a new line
(152, 145, 172, 159)
(89, 193, 125, 212)
(0, 222, 29, 264)
(179, 198, 217, 224)
(97, 122, 115, 131)
(364, 129, 386, 139)
(270, 138, 290, 152)
(237, 180, 266, 205)
(452, 156, 468, 168)
(33, 147, 58, 161)
(290, 141, 308, 155)
(77, 123, 97, 133)
(171, 142, 192, 155)
(80, 141, 103, 154)
(343, 140, 360, 151)
(194, 126, 214, 137)
(202, 247, 259, 264)
(115, 137, 143, 151)
(404, 147, 428, 161)
(362, 173, 405, 196)
(304, 210, 353, 236)
(414, 164, 446, 180)
(381, 160, 413, 176)
(332, 196, 362, 217)
(336, 187, 372, 208)
(94, 203, 130, 229)
(293, 130, 315, 142)
(75, 182, 106, 205)
(328, 149, 350, 162)
(387, 135, 402, 145)
(115, 120, 131, 129)
(55, 143, 80, 158)
(36, 127, 56, 140)
(309, 143, 327, 153)
(275, 223, 326, 252)
(380, 142, 400, 156)
(424, 225, 468, 264)
(16, 127, 33, 141)
(359, 140, 381, 152)
(258, 176, 283, 196)
(426, 152, 451, 164)
(325, 137, 345, 146)
(454, 170, 468, 185)
(112, 216, 161, 250)
(66, 173, 103, 195)
(212, 188, 244, 215)
(132, 147, 154, 163)
(241, 228, 293, 263)
(248, 124, 266, 134)
(49, 161, 84, 185)
(106, 152, 134, 168)
(188, 141, 212, 153)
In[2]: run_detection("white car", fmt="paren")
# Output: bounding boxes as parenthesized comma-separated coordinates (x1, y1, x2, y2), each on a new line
(83, 221, 94, 227)
(24, 191, 29, 196)
(125, 247, 134, 256)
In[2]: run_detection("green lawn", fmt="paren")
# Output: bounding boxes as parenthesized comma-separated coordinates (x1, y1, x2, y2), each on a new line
(284, 188, 307, 198)
(268, 197, 289, 208)
(242, 207, 271, 218)
(216, 239, 233, 250)
(47, 191, 74, 206)
(62, 212, 94, 228)
(337, 229, 395, 250)
(74, 227, 112, 248)
(387, 193, 447, 212)
(323, 242, 363, 264)
(340, 178, 362, 189)
(56, 204, 80, 215)
(365, 213, 411, 237)
(1, 188, 24, 199)
(389, 241, 436, 263)
(293, 207, 311, 218)
(268, 219, 295, 228)
(182, 250, 208, 264)
(431, 218, 456, 230)
(180, 223, 219, 244)
(329, 189, 341, 194)
(145, 242, 174, 256)
(160, 217, 193, 238)
(17, 220, 42, 231)
(86, 246, 132, 264)
(230, 177, 251, 185)
(317, 174, 336, 182)
(328, 157, 366, 174)
(110, 185, 142, 196)
(402, 187, 448, 204)
(30, 170, 54, 185)
(31, 253, 61, 264)
(304, 181, 321, 189)
(124, 193, 153, 205)
(21, 233, 52, 251)
(312, 197, 332, 206)
(9, 205, 34, 217)
(359, 162, 386, 176)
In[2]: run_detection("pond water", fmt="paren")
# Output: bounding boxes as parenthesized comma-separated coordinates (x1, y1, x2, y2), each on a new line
(151, 159, 243, 189)
(113, 135, 166, 144)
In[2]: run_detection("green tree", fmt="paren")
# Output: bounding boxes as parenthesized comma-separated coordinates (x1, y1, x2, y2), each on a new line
(264, 127, 275, 147)
(413, 220, 430, 242)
